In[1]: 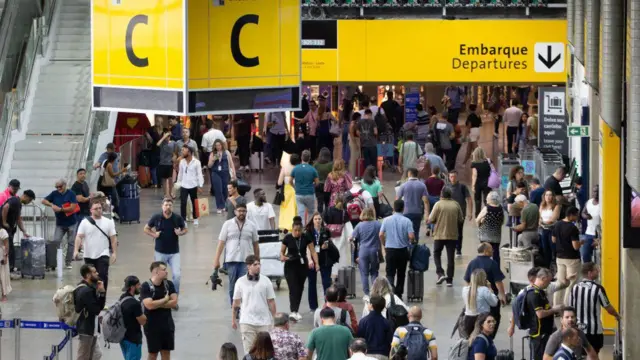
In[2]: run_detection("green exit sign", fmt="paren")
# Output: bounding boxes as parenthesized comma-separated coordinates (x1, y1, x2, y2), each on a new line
(568, 125, 590, 137)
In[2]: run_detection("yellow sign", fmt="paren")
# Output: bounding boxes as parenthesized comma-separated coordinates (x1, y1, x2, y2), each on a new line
(92, 0, 184, 89)
(301, 19, 567, 83)
(187, 0, 301, 90)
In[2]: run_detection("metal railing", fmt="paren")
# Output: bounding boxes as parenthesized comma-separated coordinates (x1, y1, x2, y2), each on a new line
(120, 136, 149, 171)
(0, 319, 75, 360)
(0, 91, 17, 177)
(15, 18, 42, 112)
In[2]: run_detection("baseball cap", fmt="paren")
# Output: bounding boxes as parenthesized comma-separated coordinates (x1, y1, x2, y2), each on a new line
(8, 179, 20, 189)
(122, 275, 140, 291)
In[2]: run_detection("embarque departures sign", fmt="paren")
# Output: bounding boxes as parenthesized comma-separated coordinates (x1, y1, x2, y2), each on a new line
(92, 0, 301, 115)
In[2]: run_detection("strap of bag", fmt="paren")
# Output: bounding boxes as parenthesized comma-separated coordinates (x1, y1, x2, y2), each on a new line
(86, 218, 110, 241)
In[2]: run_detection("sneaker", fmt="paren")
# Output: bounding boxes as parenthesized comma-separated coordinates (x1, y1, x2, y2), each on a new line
(65, 263, 73, 269)
(112, 213, 120, 221)
(447, 282, 453, 287)
(193, 219, 199, 226)
(10, 272, 21, 280)
(456, 251, 462, 258)
(216, 209, 222, 214)
(293, 312, 303, 321)
(289, 313, 296, 321)
(184, 223, 188, 229)
(436, 275, 447, 285)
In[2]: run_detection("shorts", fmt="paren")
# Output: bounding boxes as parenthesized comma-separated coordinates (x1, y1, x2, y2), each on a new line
(585, 333, 604, 353)
(158, 165, 174, 180)
(469, 127, 480, 142)
(144, 331, 175, 354)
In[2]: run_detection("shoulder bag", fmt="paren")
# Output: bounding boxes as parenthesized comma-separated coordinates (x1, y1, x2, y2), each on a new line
(487, 159, 500, 189)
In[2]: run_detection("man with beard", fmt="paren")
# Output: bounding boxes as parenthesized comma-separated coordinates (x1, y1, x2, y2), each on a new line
(75, 264, 106, 359)
(141, 261, 179, 360)
(543, 306, 598, 360)
(246, 188, 276, 230)
(119, 275, 147, 360)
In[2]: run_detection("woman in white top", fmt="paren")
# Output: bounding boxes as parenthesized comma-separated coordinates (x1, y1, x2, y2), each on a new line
(361, 277, 408, 318)
(539, 190, 561, 268)
(461, 269, 498, 338)
(580, 186, 600, 263)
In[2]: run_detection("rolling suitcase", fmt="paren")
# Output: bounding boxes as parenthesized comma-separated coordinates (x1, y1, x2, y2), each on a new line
(406, 270, 424, 302)
(119, 197, 141, 224)
(337, 266, 356, 298)
(20, 237, 46, 279)
(45, 241, 59, 271)
(250, 152, 264, 172)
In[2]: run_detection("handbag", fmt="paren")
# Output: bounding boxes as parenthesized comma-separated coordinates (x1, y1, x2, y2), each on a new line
(273, 187, 284, 206)
(326, 224, 344, 238)
(329, 120, 341, 137)
(101, 168, 116, 187)
(487, 159, 500, 189)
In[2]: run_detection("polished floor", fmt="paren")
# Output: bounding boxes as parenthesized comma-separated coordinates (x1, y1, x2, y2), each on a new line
(0, 116, 615, 359)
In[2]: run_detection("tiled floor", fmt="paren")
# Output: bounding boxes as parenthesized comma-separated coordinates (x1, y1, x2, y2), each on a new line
(0, 116, 615, 359)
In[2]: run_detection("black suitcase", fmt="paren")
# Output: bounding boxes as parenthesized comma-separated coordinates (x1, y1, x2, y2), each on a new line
(20, 238, 45, 279)
(496, 349, 514, 360)
(337, 266, 356, 299)
(407, 270, 424, 302)
(45, 241, 59, 271)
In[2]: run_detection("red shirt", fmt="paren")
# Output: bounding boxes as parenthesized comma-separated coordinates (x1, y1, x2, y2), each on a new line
(331, 302, 359, 334)
(425, 177, 445, 197)
(0, 188, 15, 207)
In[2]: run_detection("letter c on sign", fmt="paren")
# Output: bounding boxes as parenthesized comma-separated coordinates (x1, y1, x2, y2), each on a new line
(231, 14, 259, 68)
(126, 14, 149, 68)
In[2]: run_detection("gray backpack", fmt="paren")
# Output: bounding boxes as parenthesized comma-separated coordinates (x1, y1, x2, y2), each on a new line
(447, 334, 488, 360)
(101, 297, 136, 343)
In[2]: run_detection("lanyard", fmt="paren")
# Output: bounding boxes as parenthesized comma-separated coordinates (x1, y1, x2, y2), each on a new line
(235, 219, 245, 250)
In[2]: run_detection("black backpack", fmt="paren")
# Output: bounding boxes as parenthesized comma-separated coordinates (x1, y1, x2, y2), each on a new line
(386, 294, 409, 329)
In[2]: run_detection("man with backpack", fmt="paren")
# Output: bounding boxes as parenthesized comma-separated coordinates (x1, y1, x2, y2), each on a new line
(357, 109, 379, 169)
(75, 264, 106, 360)
(307, 307, 354, 360)
(390, 306, 438, 360)
(117, 276, 147, 360)
(347, 178, 375, 227)
(140, 261, 178, 360)
(522, 268, 563, 360)
(73, 199, 117, 293)
(313, 286, 353, 332)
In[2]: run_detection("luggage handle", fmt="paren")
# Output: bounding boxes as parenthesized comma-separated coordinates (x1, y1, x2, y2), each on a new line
(521, 335, 530, 360)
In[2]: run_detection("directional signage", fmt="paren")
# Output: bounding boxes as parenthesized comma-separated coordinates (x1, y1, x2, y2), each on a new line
(568, 125, 590, 137)
(538, 87, 568, 156)
(534, 42, 565, 73)
(301, 19, 567, 83)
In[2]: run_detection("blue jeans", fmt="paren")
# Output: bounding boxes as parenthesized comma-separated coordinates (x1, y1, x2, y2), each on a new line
(428, 196, 440, 209)
(307, 266, 332, 311)
(150, 166, 158, 185)
(226, 261, 247, 305)
(404, 213, 423, 242)
(295, 195, 316, 223)
(539, 228, 555, 267)
(211, 169, 230, 210)
(580, 235, 595, 263)
(154, 252, 181, 293)
(54, 224, 77, 266)
(120, 340, 142, 360)
(358, 249, 380, 295)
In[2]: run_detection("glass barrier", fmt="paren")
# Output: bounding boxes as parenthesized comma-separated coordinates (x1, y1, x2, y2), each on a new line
(15, 19, 41, 112)
(0, 92, 17, 176)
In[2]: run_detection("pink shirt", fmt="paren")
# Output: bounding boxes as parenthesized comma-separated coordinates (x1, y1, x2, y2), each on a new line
(304, 111, 318, 136)
(0, 188, 14, 206)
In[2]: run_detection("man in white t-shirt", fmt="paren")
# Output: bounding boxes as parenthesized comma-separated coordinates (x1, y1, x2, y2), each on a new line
(213, 203, 260, 304)
(581, 186, 600, 263)
(232, 254, 276, 354)
(503, 100, 523, 154)
(246, 188, 276, 231)
(73, 199, 118, 293)
(357, 99, 385, 118)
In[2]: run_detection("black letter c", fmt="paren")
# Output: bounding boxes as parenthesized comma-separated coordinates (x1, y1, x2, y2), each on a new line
(231, 14, 259, 68)
(126, 14, 149, 68)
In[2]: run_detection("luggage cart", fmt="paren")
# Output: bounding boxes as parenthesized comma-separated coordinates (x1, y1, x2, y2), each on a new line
(501, 245, 535, 296)
(258, 230, 284, 289)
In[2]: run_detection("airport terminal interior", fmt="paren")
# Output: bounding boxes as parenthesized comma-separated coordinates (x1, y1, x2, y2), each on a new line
(1, 0, 640, 359)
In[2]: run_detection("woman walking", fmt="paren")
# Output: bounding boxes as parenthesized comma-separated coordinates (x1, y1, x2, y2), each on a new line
(324, 160, 352, 208)
(362, 277, 408, 318)
(242, 332, 276, 360)
(209, 139, 236, 214)
(350, 208, 381, 296)
(277, 154, 300, 232)
(361, 166, 383, 217)
(313, 148, 333, 214)
(476, 191, 504, 264)
(348, 113, 361, 176)
(539, 189, 561, 267)
(467, 313, 499, 360)
(323, 194, 352, 282)
(471, 147, 492, 217)
(461, 269, 498, 338)
(280, 219, 319, 321)
(304, 212, 335, 311)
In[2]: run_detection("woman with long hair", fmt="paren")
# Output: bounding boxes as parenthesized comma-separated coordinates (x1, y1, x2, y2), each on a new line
(476, 191, 504, 263)
(467, 313, 498, 360)
(99, 152, 127, 216)
(304, 212, 334, 311)
(539, 189, 561, 267)
(218, 342, 239, 360)
(277, 153, 301, 232)
(362, 276, 408, 318)
(350, 208, 381, 296)
(471, 147, 492, 217)
(323, 194, 352, 282)
(341, 98, 353, 163)
(316, 96, 338, 157)
(209, 139, 236, 214)
(242, 332, 276, 360)
(281, 218, 318, 321)
(461, 269, 498, 338)
(324, 160, 353, 208)
(313, 147, 333, 214)
(506, 165, 528, 198)
(361, 165, 383, 216)
(348, 112, 361, 176)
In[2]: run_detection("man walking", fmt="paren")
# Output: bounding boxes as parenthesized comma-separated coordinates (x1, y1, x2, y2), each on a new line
(141, 261, 179, 360)
(267, 112, 288, 167)
(357, 295, 393, 360)
(429, 186, 463, 286)
(569, 262, 621, 354)
(143, 199, 188, 298)
(71, 169, 92, 220)
(270, 312, 307, 360)
(525, 268, 563, 359)
(307, 307, 353, 360)
(75, 264, 106, 360)
(552, 206, 582, 306)
(177, 145, 204, 227)
(176, 128, 199, 160)
(503, 99, 523, 153)
(225, 180, 247, 219)
(448, 170, 472, 256)
(390, 306, 438, 360)
(232, 255, 277, 354)
(214, 203, 260, 304)
(543, 306, 598, 360)
(290, 150, 319, 223)
(379, 200, 415, 299)
(396, 168, 429, 241)
(247, 188, 277, 230)
(119, 276, 147, 360)
(42, 179, 79, 269)
(1, 186, 35, 275)
(74, 199, 117, 292)
(357, 109, 378, 169)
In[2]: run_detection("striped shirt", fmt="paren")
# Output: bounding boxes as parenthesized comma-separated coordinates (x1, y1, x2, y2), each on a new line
(568, 279, 611, 335)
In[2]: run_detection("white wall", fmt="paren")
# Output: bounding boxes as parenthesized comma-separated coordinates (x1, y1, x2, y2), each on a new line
(569, 61, 589, 174)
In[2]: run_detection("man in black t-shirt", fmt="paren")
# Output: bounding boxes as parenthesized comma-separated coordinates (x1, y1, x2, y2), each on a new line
(525, 267, 562, 360)
(552, 207, 582, 308)
(120, 275, 147, 359)
(233, 113, 254, 171)
(1, 189, 35, 273)
(544, 166, 566, 201)
(140, 261, 178, 359)
(71, 168, 91, 219)
(143, 199, 187, 296)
